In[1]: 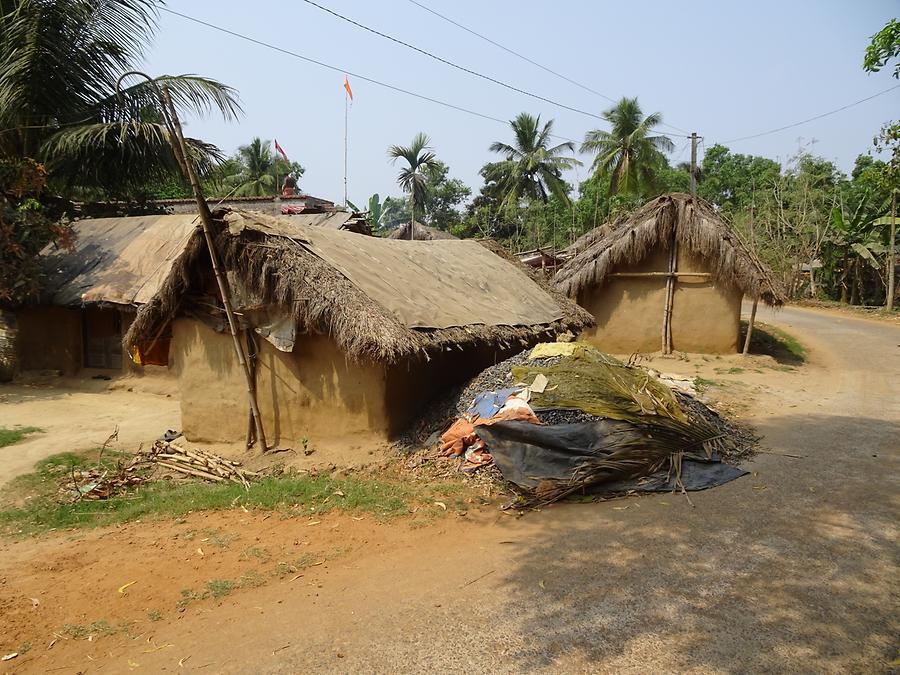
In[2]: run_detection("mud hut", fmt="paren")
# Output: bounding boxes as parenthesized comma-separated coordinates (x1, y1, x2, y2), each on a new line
(388, 221, 457, 240)
(29, 209, 589, 445)
(554, 193, 784, 354)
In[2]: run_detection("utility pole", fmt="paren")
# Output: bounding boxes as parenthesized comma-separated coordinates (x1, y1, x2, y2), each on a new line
(690, 132, 699, 198)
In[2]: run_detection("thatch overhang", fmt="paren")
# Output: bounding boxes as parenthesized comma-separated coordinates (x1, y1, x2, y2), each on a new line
(553, 193, 786, 306)
(120, 209, 591, 364)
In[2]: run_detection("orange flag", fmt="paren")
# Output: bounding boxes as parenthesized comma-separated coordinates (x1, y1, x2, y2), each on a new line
(343, 76, 353, 101)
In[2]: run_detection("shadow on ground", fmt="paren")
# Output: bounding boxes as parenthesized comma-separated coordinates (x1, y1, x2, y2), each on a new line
(740, 321, 805, 365)
(499, 414, 898, 672)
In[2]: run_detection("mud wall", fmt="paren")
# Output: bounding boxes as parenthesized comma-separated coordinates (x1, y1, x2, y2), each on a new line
(578, 247, 743, 354)
(170, 319, 534, 445)
(16, 306, 83, 375)
(170, 319, 392, 445)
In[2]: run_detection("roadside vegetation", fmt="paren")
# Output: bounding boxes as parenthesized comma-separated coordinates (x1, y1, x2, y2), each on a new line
(0, 449, 465, 536)
(0, 425, 43, 448)
(741, 322, 807, 366)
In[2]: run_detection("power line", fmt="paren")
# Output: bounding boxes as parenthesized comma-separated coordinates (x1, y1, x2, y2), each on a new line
(158, 7, 574, 143)
(405, 0, 691, 136)
(720, 84, 900, 144)
(299, 0, 605, 122)
(407, 0, 615, 103)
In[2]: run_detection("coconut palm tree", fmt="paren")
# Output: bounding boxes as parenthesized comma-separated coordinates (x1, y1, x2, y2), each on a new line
(0, 0, 241, 198)
(489, 113, 578, 210)
(226, 138, 277, 196)
(388, 132, 437, 239)
(581, 97, 674, 196)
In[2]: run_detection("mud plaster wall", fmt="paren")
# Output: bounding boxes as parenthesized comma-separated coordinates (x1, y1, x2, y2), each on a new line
(578, 247, 743, 354)
(16, 306, 82, 375)
(171, 319, 535, 445)
(171, 319, 392, 445)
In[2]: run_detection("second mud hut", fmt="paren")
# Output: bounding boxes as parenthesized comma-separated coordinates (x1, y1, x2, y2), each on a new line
(553, 193, 784, 354)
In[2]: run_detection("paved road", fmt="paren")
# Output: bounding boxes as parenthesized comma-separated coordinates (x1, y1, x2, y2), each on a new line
(117, 306, 900, 673)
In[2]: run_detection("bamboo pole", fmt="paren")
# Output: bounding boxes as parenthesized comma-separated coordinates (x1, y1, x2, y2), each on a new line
(742, 297, 758, 355)
(609, 272, 712, 278)
(888, 191, 896, 312)
(158, 86, 268, 450)
(661, 231, 678, 354)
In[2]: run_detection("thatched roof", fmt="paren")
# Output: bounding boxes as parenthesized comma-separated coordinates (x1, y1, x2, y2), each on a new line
(554, 193, 786, 305)
(121, 209, 591, 364)
(388, 221, 457, 240)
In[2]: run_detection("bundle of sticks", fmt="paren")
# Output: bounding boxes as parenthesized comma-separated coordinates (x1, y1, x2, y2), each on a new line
(146, 439, 259, 489)
(62, 440, 260, 503)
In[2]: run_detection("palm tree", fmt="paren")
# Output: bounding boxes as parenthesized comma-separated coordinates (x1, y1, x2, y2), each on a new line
(489, 113, 578, 210)
(581, 97, 674, 196)
(388, 132, 437, 239)
(226, 138, 277, 196)
(0, 0, 241, 198)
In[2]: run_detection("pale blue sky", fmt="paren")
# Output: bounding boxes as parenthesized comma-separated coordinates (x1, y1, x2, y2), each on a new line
(142, 1, 899, 205)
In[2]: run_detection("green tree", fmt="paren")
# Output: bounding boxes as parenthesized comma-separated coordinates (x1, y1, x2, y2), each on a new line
(0, 0, 241, 199)
(388, 132, 437, 238)
(580, 97, 674, 196)
(489, 113, 578, 211)
(212, 138, 304, 197)
(227, 138, 276, 196)
(872, 122, 899, 309)
(422, 161, 471, 231)
(863, 19, 900, 78)
(698, 144, 781, 210)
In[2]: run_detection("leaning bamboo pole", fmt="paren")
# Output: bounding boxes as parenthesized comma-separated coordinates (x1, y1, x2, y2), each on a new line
(157, 86, 268, 451)
(742, 297, 758, 355)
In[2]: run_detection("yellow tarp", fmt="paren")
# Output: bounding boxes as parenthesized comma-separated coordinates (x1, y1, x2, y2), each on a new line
(528, 342, 579, 360)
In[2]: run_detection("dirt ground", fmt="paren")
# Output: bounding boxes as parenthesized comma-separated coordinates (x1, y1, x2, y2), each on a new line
(0, 305, 897, 673)
(0, 373, 181, 486)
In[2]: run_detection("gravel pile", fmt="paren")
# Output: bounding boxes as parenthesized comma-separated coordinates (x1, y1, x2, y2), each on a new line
(397, 350, 540, 448)
(397, 349, 758, 467)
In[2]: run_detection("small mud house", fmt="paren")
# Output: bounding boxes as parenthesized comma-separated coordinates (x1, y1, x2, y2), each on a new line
(553, 193, 783, 354)
(23, 209, 590, 446)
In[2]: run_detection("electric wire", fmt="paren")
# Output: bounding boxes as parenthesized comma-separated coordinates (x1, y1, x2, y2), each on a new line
(300, 0, 607, 122)
(161, 8, 895, 159)
(158, 6, 582, 143)
(405, 0, 691, 136)
(720, 84, 900, 144)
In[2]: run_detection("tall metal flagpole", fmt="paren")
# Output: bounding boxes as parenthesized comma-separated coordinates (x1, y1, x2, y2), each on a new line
(343, 87, 348, 207)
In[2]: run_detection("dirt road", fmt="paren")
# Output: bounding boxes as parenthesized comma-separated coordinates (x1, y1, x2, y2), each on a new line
(0, 380, 180, 486)
(5, 306, 899, 673)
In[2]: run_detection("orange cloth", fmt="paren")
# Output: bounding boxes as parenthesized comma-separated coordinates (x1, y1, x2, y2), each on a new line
(439, 404, 540, 456)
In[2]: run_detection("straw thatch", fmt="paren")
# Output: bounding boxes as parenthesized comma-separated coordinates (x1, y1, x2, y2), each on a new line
(388, 221, 457, 240)
(124, 211, 592, 364)
(554, 193, 786, 305)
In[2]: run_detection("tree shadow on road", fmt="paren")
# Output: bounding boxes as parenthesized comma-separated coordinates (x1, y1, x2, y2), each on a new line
(498, 414, 898, 672)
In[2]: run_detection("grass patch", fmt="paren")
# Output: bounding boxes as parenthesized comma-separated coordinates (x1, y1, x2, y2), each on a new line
(714, 367, 746, 375)
(61, 620, 116, 640)
(205, 578, 236, 599)
(147, 609, 162, 622)
(693, 376, 720, 393)
(0, 426, 43, 448)
(240, 546, 272, 563)
(0, 453, 421, 536)
(741, 321, 807, 365)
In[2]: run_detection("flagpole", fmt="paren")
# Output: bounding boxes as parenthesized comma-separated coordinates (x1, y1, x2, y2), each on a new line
(343, 89, 348, 207)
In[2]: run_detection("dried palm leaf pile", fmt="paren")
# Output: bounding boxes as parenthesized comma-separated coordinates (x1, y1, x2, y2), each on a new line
(59, 439, 259, 503)
(408, 343, 756, 507)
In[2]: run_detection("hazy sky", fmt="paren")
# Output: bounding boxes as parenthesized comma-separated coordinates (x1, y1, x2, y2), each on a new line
(142, 1, 899, 205)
